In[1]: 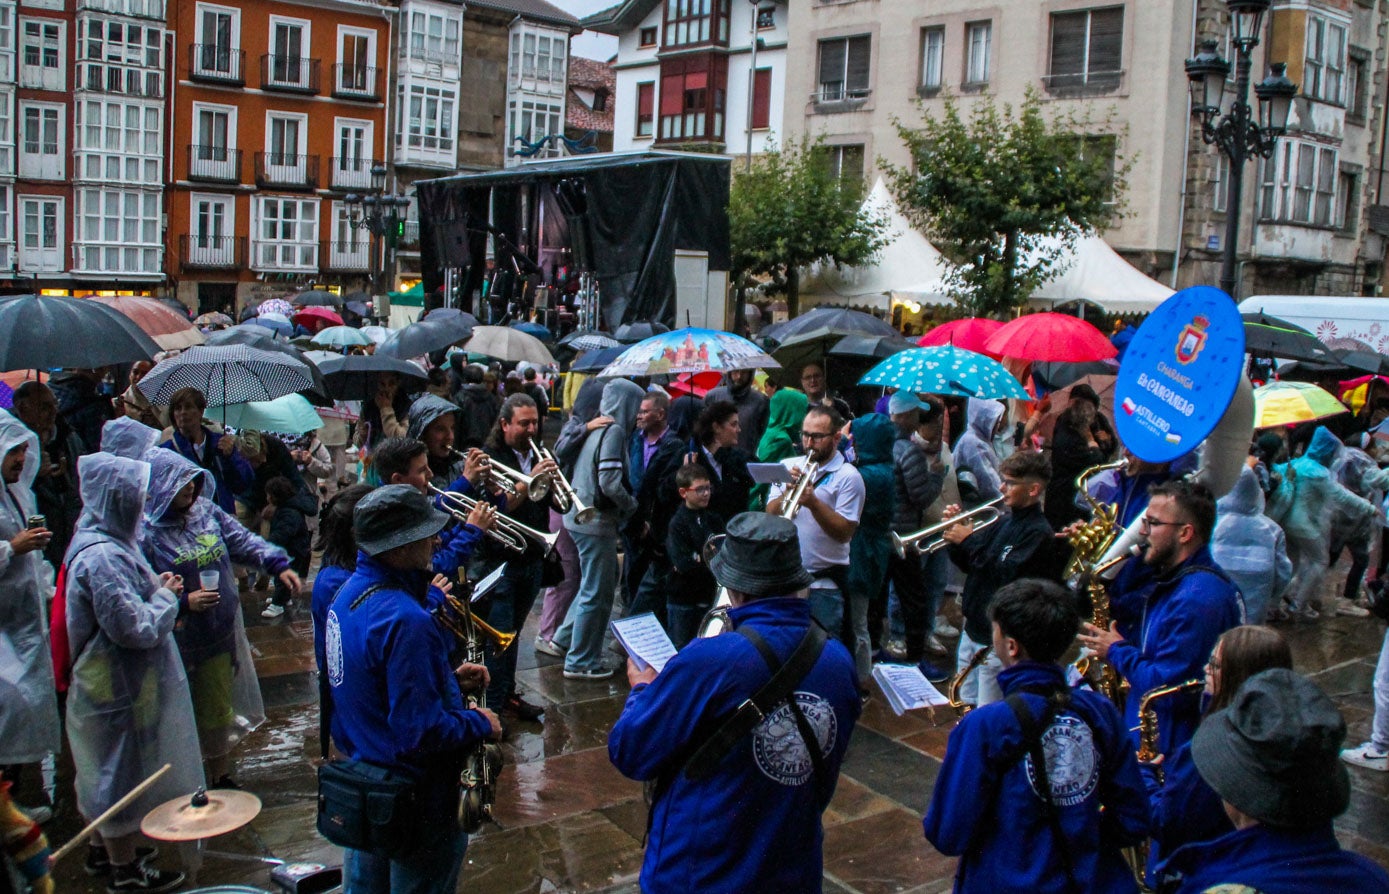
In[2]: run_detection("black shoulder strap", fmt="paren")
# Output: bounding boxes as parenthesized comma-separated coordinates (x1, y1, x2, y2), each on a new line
(320, 583, 387, 761)
(1005, 688, 1080, 893)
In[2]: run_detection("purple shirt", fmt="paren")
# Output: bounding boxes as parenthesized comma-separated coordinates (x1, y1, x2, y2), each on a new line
(642, 426, 668, 469)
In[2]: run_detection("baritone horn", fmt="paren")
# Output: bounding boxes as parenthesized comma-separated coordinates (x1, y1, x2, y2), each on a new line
(696, 534, 733, 638)
(892, 497, 1005, 558)
(429, 485, 559, 556)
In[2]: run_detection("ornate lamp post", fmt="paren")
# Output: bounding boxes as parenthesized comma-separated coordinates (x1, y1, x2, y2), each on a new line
(344, 163, 411, 297)
(1184, 0, 1297, 298)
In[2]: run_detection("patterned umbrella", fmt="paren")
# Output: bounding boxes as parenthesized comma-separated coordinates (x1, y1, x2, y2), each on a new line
(194, 312, 234, 330)
(599, 327, 778, 378)
(312, 325, 373, 349)
(257, 298, 295, 317)
(859, 346, 1030, 400)
(0, 294, 161, 372)
(559, 330, 621, 352)
(1252, 381, 1349, 428)
(917, 318, 1005, 354)
(138, 344, 316, 408)
(90, 295, 205, 351)
(983, 313, 1117, 362)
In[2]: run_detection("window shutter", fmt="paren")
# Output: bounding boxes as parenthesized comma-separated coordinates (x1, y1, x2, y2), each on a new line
(1050, 12, 1086, 76)
(1088, 8, 1123, 75)
(751, 68, 771, 129)
(661, 73, 683, 115)
(846, 35, 871, 93)
(818, 38, 846, 91)
(638, 82, 654, 118)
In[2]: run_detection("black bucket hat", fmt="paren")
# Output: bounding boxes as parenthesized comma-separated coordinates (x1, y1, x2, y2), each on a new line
(708, 512, 814, 598)
(353, 484, 451, 557)
(1191, 667, 1350, 829)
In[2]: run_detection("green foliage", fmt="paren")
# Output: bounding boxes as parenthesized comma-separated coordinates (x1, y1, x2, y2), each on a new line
(729, 136, 890, 317)
(885, 88, 1131, 319)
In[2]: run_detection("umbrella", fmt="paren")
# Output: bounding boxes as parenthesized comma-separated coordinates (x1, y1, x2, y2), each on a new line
(90, 295, 205, 352)
(292, 307, 344, 332)
(759, 307, 897, 345)
(614, 321, 671, 344)
(345, 301, 370, 318)
(1032, 359, 1120, 393)
(983, 313, 1117, 362)
(218, 394, 325, 435)
(291, 289, 343, 307)
(312, 326, 374, 349)
(378, 317, 477, 360)
(423, 307, 481, 328)
(559, 330, 621, 352)
(1252, 381, 1350, 428)
(0, 294, 161, 372)
(464, 325, 556, 365)
(0, 370, 47, 409)
(359, 325, 393, 346)
(137, 344, 317, 408)
(1241, 312, 1334, 363)
(195, 327, 331, 406)
(1031, 374, 1118, 443)
(827, 334, 916, 360)
(257, 298, 295, 318)
(1334, 348, 1389, 376)
(667, 370, 723, 398)
(511, 321, 554, 342)
(314, 353, 428, 401)
(859, 346, 1031, 400)
(194, 312, 234, 330)
(248, 315, 293, 337)
(601, 327, 778, 378)
(570, 346, 624, 373)
(917, 318, 1005, 353)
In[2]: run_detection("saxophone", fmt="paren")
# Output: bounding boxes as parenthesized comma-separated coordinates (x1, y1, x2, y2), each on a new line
(1067, 460, 1130, 709)
(433, 591, 513, 833)
(946, 646, 992, 717)
(1135, 678, 1205, 783)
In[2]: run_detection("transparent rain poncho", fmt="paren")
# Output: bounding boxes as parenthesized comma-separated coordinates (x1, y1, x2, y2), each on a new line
(953, 398, 1006, 504)
(1211, 466, 1292, 624)
(99, 415, 161, 460)
(64, 452, 204, 836)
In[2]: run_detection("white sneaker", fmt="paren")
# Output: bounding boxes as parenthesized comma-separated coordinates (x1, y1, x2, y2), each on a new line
(933, 621, 960, 638)
(260, 603, 285, 619)
(927, 635, 949, 654)
(533, 636, 565, 658)
(1341, 742, 1389, 772)
(1335, 598, 1370, 618)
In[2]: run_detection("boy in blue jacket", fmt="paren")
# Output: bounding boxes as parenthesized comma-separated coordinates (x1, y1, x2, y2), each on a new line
(924, 578, 1150, 893)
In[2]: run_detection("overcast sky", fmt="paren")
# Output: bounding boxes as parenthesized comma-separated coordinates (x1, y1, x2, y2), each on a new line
(552, 0, 620, 60)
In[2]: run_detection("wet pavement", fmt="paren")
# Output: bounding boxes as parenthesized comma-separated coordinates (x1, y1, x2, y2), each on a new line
(39, 558, 1389, 893)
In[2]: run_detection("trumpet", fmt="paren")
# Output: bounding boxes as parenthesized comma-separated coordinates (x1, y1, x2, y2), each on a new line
(486, 456, 551, 503)
(697, 533, 733, 638)
(892, 497, 1005, 558)
(530, 438, 596, 523)
(778, 454, 821, 520)
(429, 484, 560, 556)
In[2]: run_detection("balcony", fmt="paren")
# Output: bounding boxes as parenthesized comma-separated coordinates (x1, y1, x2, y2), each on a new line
(77, 0, 166, 20)
(187, 146, 242, 183)
(399, 220, 420, 248)
(181, 235, 244, 270)
(252, 239, 318, 273)
(325, 240, 371, 271)
(333, 64, 381, 101)
(329, 157, 378, 190)
(254, 153, 319, 190)
(71, 244, 165, 278)
(261, 54, 320, 94)
(189, 45, 245, 85)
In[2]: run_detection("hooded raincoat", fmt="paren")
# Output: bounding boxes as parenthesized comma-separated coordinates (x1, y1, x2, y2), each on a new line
(846, 413, 896, 681)
(406, 393, 466, 488)
(100, 416, 160, 460)
(0, 410, 60, 764)
(64, 453, 203, 836)
(1211, 466, 1292, 624)
(954, 399, 1006, 504)
(756, 389, 809, 464)
(142, 447, 286, 757)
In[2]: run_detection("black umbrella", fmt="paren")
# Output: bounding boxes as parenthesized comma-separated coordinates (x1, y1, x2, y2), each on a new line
(759, 307, 898, 346)
(202, 326, 331, 405)
(376, 317, 475, 359)
(137, 345, 316, 408)
(292, 289, 343, 307)
(570, 346, 623, 373)
(614, 321, 670, 344)
(314, 354, 429, 401)
(826, 334, 916, 360)
(1335, 349, 1389, 376)
(1032, 359, 1121, 392)
(1241, 312, 1334, 363)
(423, 307, 481, 327)
(0, 294, 161, 372)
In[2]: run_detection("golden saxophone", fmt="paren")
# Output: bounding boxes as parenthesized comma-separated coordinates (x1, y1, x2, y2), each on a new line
(946, 646, 992, 717)
(1135, 678, 1205, 782)
(1066, 460, 1130, 708)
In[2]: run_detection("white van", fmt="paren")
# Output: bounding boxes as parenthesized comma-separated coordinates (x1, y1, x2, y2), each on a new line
(1237, 295, 1389, 353)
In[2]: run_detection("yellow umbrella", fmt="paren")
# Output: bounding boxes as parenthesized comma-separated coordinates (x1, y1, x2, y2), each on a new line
(1252, 381, 1349, 428)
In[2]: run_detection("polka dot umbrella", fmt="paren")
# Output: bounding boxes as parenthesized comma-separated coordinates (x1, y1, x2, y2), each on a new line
(859, 346, 1030, 400)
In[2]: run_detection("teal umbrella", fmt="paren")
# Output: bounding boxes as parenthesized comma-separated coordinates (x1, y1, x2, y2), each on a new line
(218, 393, 326, 435)
(312, 325, 374, 348)
(859, 346, 1030, 400)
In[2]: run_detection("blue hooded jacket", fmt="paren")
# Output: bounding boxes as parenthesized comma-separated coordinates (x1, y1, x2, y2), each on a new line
(847, 414, 896, 609)
(1157, 823, 1389, 894)
(609, 597, 860, 893)
(1142, 734, 1229, 884)
(161, 426, 253, 515)
(924, 661, 1150, 894)
(312, 563, 353, 679)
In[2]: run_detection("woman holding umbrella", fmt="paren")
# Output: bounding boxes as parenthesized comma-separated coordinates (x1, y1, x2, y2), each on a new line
(353, 370, 411, 451)
(162, 387, 252, 516)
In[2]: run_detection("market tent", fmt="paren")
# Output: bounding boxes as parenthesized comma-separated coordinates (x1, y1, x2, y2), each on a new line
(387, 282, 424, 329)
(1028, 233, 1174, 314)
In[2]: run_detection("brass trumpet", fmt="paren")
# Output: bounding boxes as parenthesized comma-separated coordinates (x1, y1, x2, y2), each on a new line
(530, 438, 596, 523)
(892, 497, 1005, 558)
(778, 454, 820, 520)
(697, 533, 733, 638)
(486, 456, 551, 503)
(429, 484, 560, 556)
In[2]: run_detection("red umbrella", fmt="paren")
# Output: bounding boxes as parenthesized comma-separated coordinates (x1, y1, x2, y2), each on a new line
(667, 370, 723, 398)
(89, 296, 203, 351)
(918, 318, 1004, 354)
(984, 313, 1117, 362)
(292, 307, 344, 333)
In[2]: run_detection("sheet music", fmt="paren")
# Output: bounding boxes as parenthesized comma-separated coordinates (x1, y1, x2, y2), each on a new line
(471, 563, 507, 603)
(872, 664, 952, 716)
(748, 463, 795, 485)
(610, 613, 678, 673)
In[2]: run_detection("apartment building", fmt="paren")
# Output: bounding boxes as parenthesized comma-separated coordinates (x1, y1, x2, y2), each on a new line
(783, 0, 1387, 300)
(584, 0, 790, 159)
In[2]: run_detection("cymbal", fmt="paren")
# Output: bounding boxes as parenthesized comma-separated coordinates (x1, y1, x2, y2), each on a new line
(141, 788, 262, 841)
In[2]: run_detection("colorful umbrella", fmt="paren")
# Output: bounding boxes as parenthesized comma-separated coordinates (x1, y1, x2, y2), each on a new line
(917, 318, 1005, 354)
(859, 346, 1030, 400)
(0, 295, 161, 372)
(667, 370, 723, 398)
(1252, 381, 1350, 428)
(218, 394, 325, 435)
(312, 325, 373, 349)
(292, 307, 344, 332)
(983, 313, 1117, 362)
(0, 370, 47, 409)
(600, 327, 779, 378)
(90, 295, 205, 352)
(257, 298, 295, 317)
(463, 326, 556, 365)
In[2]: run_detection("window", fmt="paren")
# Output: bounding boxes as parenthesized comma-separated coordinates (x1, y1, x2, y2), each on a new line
(1048, 7, 1122, 93)
(268, 18, 310, 88)
(0, 94, 12, 177)
(75, 99, 162, 184)
(509, 98, 563, 158)
(511, 30, 566, 83)
(920, 27, 944, 92)
(0, 5, 16, 83)
(1347, 51, 1368, 119)
(329, 201, 369, 270)
(636, 81, 654, 137)
(1212, 152, 1228, 214)
(0, 187, 12, 267)
(816, 35, 870, 101)
(191, 104, 236, 180)
(78, 19, 165, 97)
(18, 196, 62, 273)
(1304, 15, 1347, 104)
(639, 26, 657, 47)
(19, 18, 63, 90)
(818, 144, 865, 189)
(19, 103, 63, 179)
(338, 28, 374, 95)
(1337, 170, 1359, 232)
(188, 194, 235, 267)
(750, 67, 771, 130)
(334, 118, 373, 189)
(756, 8, 774, 29)
(400, 83, 457, 155)
(266, 112, 305, 168)
(664, 0, 732, 48)
(659, 53, 727, 141)
(74, 188, 162, 274)
(195, 4, 239, 78)
(965, 21, 990, 86)
(254, 196, 319, 271)
(1260, 140, 1338, 226)
(405, 9, 460, 64)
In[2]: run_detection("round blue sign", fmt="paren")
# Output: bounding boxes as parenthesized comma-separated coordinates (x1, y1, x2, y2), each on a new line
(1113, 285, 1246, 463)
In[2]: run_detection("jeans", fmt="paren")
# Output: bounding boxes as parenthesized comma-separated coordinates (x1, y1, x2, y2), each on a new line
(955, 634, 1003, 707)
(667, 602, 710, 650)
(556, 528, 619, 673)
(343, 825, 468, 894)
(1373, 626, 1389, 752)
(538, 513, 579, 641)
(845, 577, 871, 684)
(483, 558, 544, 711)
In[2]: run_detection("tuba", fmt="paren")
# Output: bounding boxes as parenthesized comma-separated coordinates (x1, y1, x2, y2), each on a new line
(696, 534, 733, 638)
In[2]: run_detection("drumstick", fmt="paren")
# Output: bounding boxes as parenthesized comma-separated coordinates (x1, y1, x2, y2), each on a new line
(50, 764, 172, 863)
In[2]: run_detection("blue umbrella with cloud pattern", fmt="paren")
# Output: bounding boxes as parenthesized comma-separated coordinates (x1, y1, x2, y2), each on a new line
(859, 346, 1030, 400)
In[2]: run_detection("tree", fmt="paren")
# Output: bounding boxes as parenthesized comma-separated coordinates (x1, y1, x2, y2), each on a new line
(885, 88, 1131, 319)
(729, 136, 890, 319)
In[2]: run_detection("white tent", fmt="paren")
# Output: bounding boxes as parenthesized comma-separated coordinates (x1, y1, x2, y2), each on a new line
(1029, 233, 1174, 314)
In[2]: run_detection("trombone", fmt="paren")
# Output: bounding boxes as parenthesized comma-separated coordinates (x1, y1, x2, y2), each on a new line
(778, 454, 821, 520)
(429, 484, 560, 556)
(529, 437, 597, 523)
(891, 497, 1005, 558)
(486, 456, 551, 503)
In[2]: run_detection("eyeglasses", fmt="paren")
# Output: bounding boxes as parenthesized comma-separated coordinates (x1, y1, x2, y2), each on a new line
(802, 431, 834, 442)
(686, 485, 712, 494)
(1140, 516, 1186, 530)
(1206, 656, 1221, 672)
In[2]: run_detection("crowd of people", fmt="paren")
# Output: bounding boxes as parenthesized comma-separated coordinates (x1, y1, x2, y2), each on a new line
(0, 327, 1387, 894)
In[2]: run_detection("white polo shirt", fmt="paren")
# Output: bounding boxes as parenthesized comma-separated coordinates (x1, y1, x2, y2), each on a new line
(770, 451, 865, 574)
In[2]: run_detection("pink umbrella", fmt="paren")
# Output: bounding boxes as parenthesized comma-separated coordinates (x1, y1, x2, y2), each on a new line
(984, 313, 1117, 362)
(292, 307, 344, 333)
(918, 318, 1004, 354)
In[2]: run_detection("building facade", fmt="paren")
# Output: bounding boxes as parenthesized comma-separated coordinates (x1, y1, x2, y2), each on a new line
(566, 55, 615, 152)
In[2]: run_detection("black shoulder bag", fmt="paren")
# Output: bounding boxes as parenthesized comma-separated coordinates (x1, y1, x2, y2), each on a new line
(1004, 687, 1081, 893)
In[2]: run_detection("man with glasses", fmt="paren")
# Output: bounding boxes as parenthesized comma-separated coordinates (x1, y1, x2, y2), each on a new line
(798, 363, 852, 425)
(768, 406, 864, 641)
(1078, 479, 1243, 757)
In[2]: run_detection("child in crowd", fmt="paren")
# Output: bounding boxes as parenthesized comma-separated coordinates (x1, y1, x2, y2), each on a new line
(664, 464, 726, 648)
(262, 476, 315, 619)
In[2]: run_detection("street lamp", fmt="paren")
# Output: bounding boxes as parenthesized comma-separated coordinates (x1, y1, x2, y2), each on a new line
(1184, 0, 1298, 299)
(344, 163, 411, 298)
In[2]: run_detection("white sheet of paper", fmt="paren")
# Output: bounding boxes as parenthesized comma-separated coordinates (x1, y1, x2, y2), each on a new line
(872, 664, 952, 715)
(471, 563, 507, 603)
(610, 613, 678, 673)
(748, 463, 795, 485)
